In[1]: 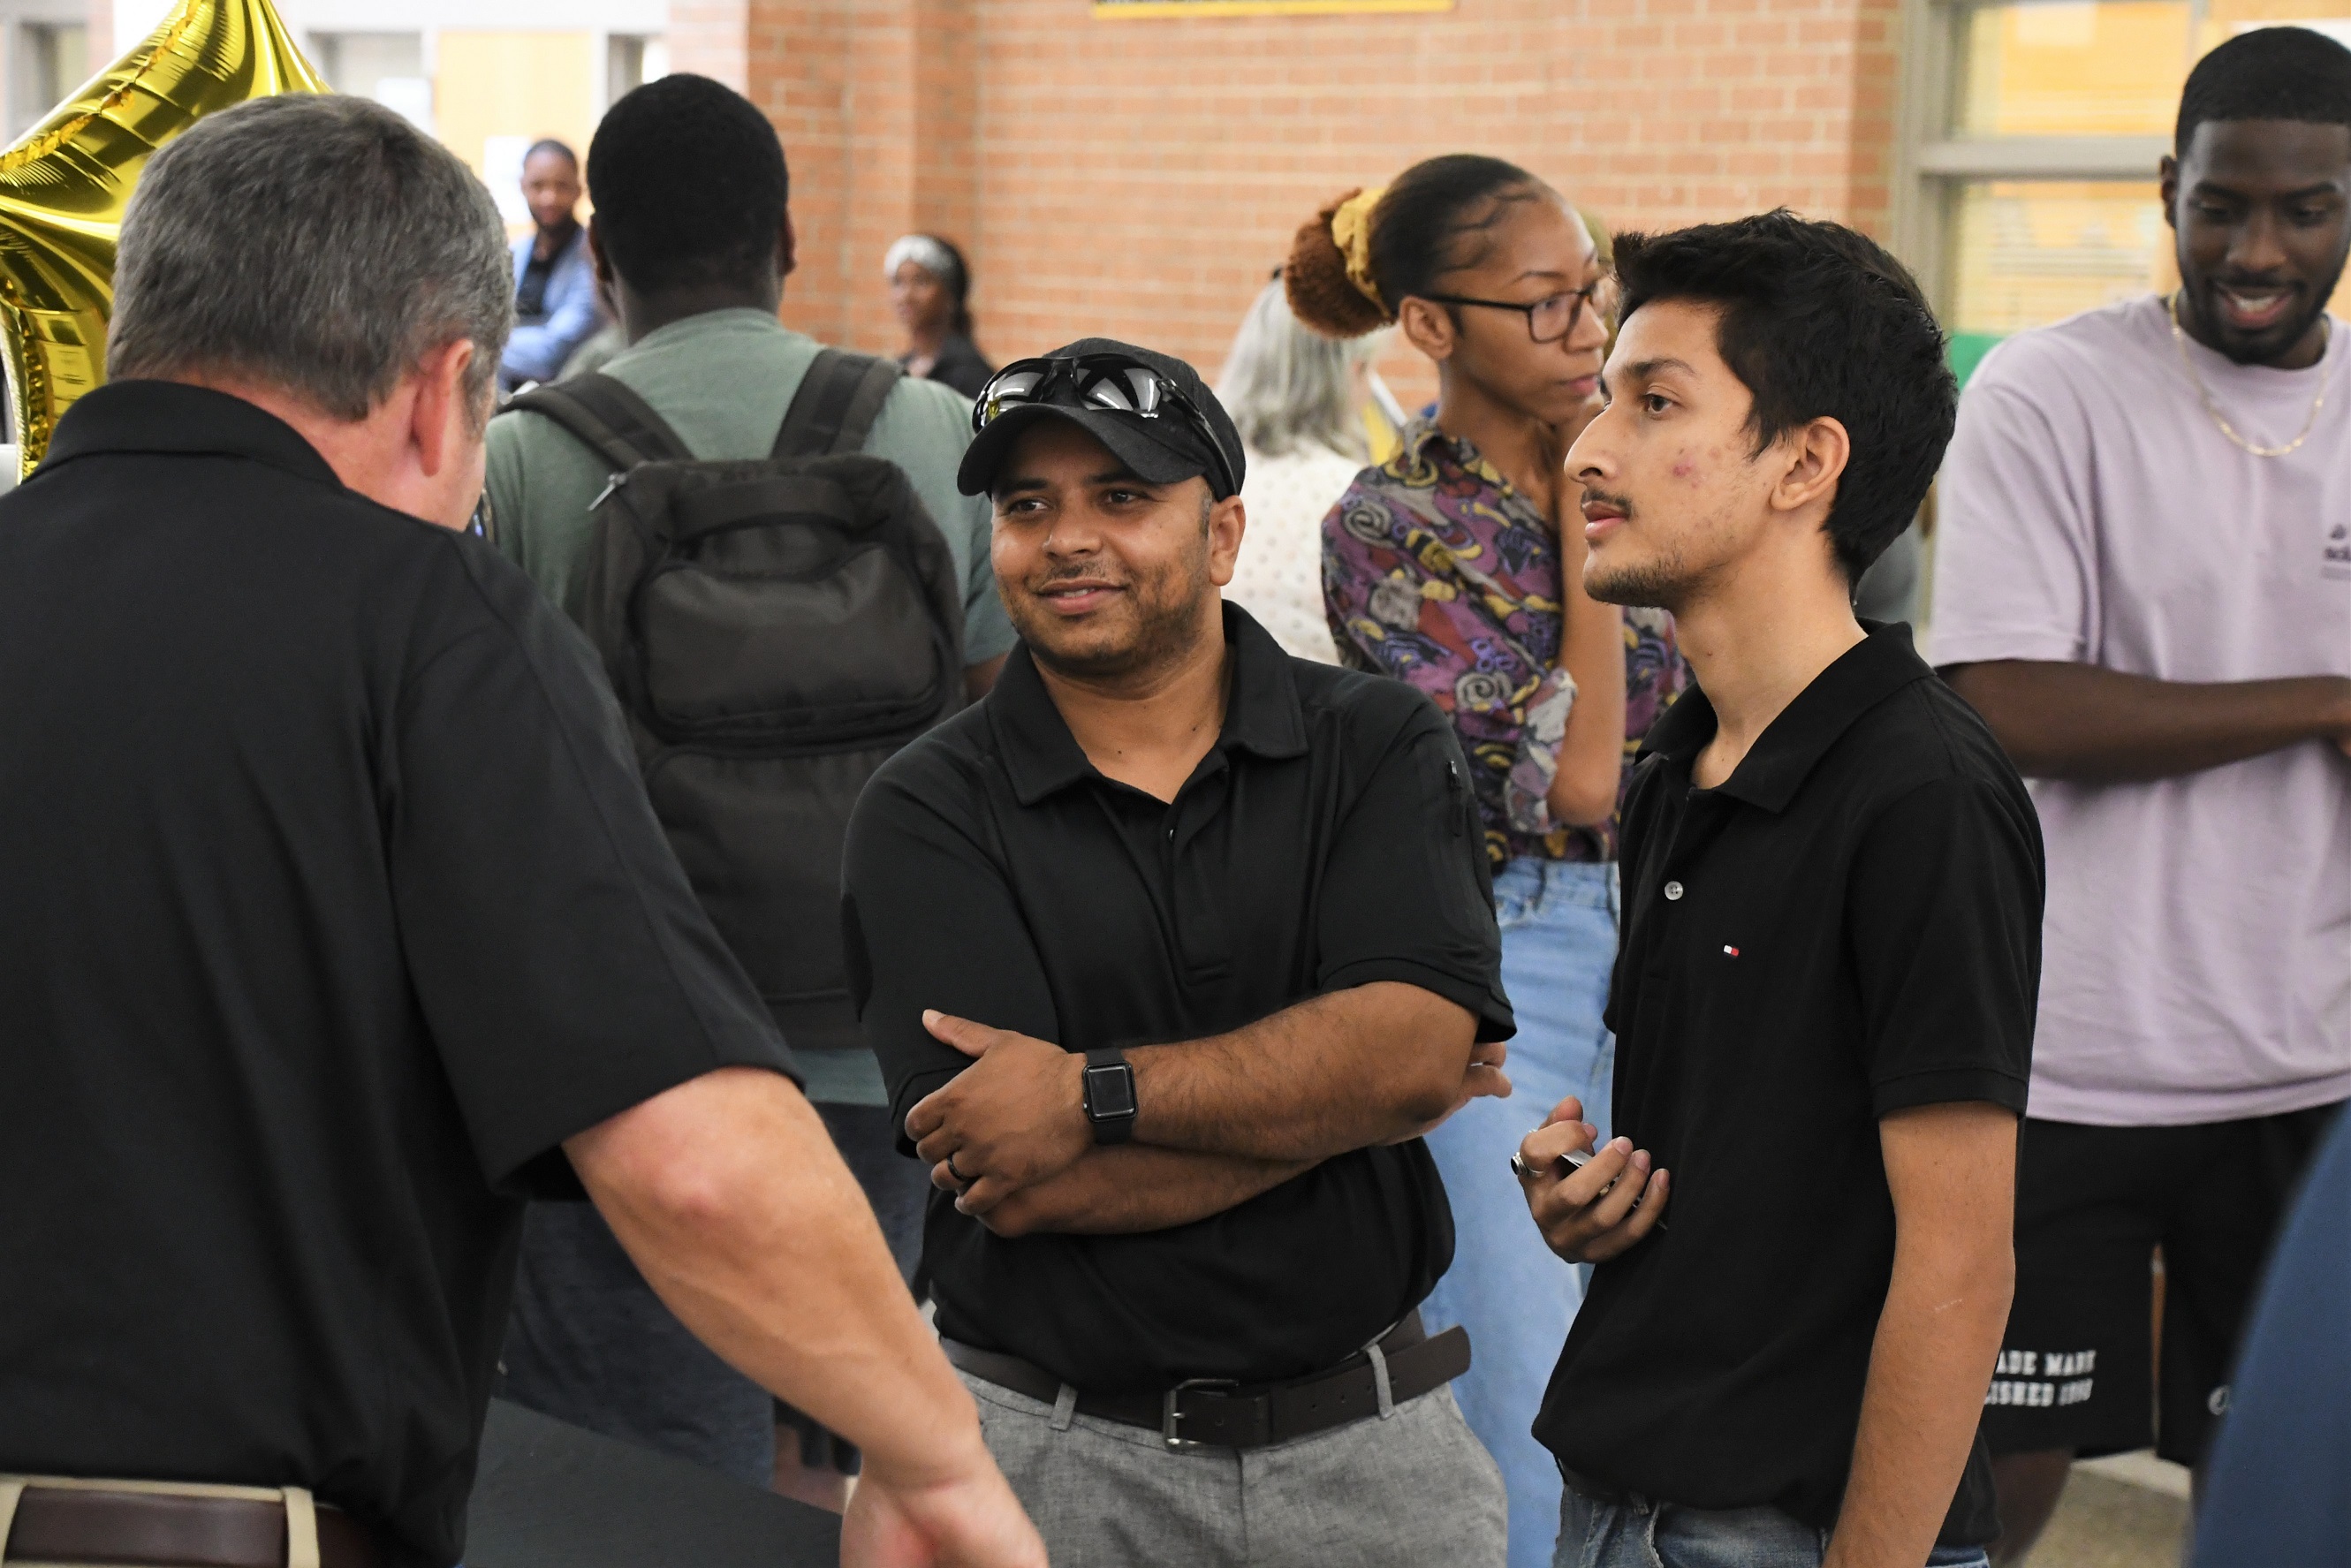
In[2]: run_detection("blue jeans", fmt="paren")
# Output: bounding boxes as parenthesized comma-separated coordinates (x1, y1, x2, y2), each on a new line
(1554, 1481, 1993, 1568)
(1423, 858, 1619, 1568)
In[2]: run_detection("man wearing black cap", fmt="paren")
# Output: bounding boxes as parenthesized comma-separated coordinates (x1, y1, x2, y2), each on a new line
(839, 338, 1517, 1564)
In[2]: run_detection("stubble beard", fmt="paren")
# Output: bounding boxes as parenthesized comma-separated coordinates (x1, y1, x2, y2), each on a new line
(1582, 498, 1700, 613)
(1012, 554, 1216, 686)
(2188, 249, 2349, 367)
(1584, 553, 1695, 612)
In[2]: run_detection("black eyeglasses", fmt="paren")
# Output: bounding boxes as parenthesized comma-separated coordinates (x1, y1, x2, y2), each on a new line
(974, 353, 1239, 497)
(1421, 279, 1612, 344)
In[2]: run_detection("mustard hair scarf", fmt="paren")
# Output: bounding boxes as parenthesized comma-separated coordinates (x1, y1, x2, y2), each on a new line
(1330, 185, 1388, 313)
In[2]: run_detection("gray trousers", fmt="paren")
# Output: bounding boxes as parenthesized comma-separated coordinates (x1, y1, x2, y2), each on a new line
(961, 1370, 1506, 1567)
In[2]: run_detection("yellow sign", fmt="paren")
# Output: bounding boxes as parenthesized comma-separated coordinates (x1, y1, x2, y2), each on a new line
(0, 1, 325, 475)
(1096, 0, 1450, 17)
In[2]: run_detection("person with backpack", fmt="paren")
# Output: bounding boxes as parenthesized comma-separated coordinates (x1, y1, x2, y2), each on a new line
(483, 72, 1014, 1507)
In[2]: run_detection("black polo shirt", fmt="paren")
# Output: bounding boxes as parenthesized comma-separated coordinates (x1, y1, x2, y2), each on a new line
(0, 383, 793, 1568)
(842, 605, 1514, 1392)
(1534, 624, 2041, 1546)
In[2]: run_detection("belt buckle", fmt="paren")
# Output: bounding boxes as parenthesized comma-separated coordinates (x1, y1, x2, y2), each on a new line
(1161, 1377, 1239, 1451)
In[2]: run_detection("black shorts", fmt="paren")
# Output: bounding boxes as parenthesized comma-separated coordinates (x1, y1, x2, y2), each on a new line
(1979, 1105, 2342, 1466)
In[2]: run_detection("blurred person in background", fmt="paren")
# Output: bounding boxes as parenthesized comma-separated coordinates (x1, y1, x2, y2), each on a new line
(1291, 155, 1687, 1568)
(1214, 272, 1378, 663)
(1931, 30, 2351, 1561)
(890, 234, 994, 398)
(500, 139, 602, 390)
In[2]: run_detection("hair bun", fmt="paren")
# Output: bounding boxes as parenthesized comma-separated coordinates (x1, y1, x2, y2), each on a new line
(1285, 190, 1392, 338)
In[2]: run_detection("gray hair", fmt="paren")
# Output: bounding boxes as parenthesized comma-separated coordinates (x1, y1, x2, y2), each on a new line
(1217, 278, 1380, 462)
(110, 95, 512, 426)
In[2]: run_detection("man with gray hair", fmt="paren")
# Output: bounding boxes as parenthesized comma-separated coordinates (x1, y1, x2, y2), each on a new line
(0, 94, 1041, 1568)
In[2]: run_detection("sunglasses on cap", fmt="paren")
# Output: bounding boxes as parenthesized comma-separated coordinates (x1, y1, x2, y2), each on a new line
(972, 353, 1240, 498)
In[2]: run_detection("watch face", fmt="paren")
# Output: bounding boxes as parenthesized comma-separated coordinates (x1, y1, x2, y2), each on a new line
(1085, 1063, 1137, 1119)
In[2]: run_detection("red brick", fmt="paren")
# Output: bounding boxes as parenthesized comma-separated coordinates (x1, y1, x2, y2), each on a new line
(742, 0, 1899, 367)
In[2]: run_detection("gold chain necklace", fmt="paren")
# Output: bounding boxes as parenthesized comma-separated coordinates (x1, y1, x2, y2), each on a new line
(2166, 292, 2332, 458)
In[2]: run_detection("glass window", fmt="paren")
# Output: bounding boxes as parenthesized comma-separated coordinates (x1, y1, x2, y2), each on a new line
(1954, 2, 2191, 137)
(1947, 180, 2167, 377)
(2200, 6, 2351, 57)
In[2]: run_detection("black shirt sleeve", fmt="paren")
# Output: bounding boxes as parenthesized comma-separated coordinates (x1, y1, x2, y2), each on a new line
(841, 749, 1063, 1156)
(1313, 699, 1514, 1041)
(388, 544, 796, 1195)
(1846, 773, 2043, 1117)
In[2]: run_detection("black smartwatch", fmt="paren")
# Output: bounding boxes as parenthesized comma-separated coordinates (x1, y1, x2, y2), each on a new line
(1081, 1048, 1138, 1145)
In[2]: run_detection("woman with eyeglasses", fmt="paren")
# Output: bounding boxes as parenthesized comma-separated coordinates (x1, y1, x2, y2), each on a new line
(1291, 155, 1688, 1568)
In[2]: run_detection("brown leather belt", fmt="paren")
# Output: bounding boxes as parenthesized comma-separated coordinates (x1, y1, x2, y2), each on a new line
(0, 1482, 386, 1568)
(944, 1310, 1471, 1451)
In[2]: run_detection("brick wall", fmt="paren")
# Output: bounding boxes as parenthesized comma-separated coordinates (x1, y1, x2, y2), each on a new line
(744, 0, 1900, 390)
(671, 0, 752, 90)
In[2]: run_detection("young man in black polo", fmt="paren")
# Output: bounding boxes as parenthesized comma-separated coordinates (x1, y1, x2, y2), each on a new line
(1520, 214, 2043, 1568)
(843, 338, 1517, 1565)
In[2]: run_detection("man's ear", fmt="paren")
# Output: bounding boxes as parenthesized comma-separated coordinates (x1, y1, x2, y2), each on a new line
(408, 337, 478, 481)
(588, 216, 614, 287)
(2159, 154, 2181, 233)
(777, 211, 799, 282)
(1396, 296, 1458, 363)
(1768, 415, 1850, 522)
(1206, 492, 1247, 589)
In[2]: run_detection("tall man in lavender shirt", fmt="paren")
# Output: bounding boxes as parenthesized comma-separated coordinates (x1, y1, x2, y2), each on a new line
(1931, 28, 2351, 1562)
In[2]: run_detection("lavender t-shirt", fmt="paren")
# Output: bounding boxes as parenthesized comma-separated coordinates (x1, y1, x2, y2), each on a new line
(1931, 295, 2351, 1127)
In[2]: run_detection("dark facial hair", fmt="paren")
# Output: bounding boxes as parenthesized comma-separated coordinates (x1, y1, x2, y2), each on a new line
(1009, 538, 1215, 684)
(1580, 488, 1694, 610)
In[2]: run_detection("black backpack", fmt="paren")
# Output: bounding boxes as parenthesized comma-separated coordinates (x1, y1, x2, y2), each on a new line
(508, 351, 967, 1052)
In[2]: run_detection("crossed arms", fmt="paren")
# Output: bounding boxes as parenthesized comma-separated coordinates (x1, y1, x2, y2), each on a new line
(907, 983, 1506, 1237)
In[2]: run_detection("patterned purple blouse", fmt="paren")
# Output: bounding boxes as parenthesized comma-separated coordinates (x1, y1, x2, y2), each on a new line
(1322, 419, 1689, 866)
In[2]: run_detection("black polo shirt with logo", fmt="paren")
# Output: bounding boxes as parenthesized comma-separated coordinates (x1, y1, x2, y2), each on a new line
(1534, 624, 2042, 1546)
(843, 605, 1514, 1392)
(0, 383, 794, 1567)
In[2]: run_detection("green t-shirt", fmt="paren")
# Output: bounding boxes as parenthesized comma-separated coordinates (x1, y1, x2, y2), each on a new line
(485, 308, 1012, 1104)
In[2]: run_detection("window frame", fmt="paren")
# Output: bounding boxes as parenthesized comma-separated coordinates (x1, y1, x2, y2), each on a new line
(1891, 0, 2197, 315)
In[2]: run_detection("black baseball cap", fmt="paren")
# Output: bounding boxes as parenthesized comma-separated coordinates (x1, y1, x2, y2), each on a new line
(956, 337, 1247, 501)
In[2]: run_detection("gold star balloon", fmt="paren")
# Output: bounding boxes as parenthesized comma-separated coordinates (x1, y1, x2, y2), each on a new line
(0, 0, 325, 476)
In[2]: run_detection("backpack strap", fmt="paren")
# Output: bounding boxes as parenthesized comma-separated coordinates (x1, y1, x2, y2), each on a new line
(773, 349, 904, 460)
(507, 374, 695, 471)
